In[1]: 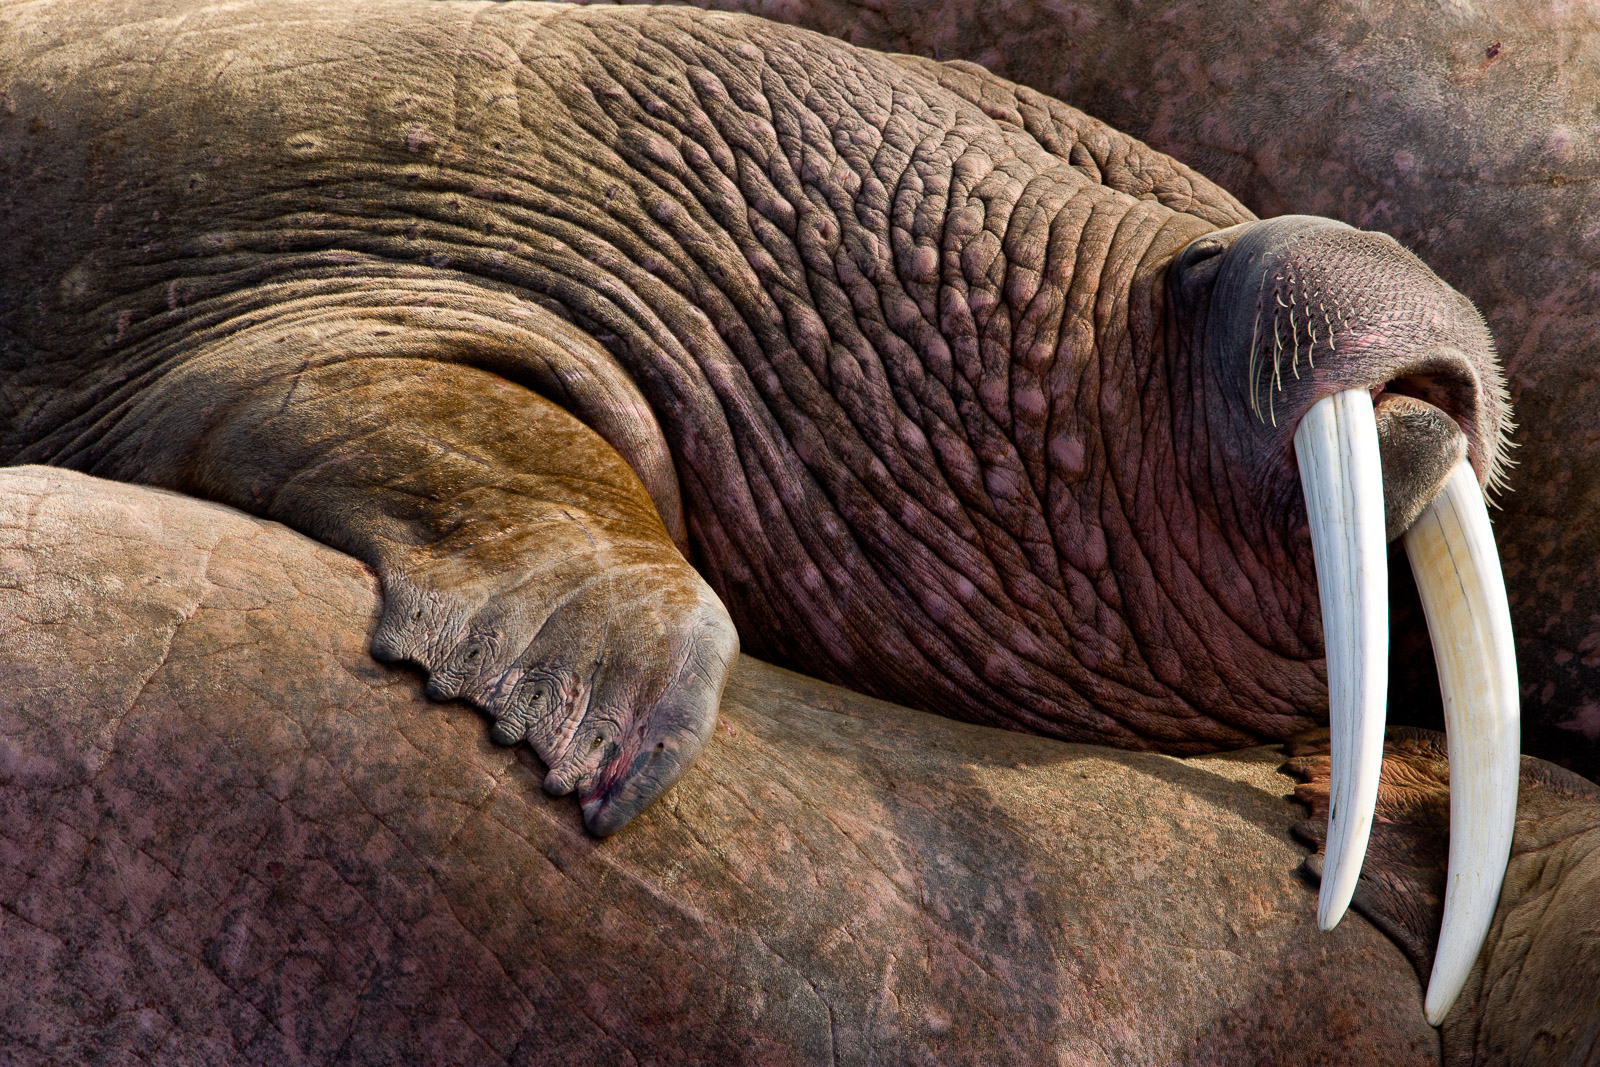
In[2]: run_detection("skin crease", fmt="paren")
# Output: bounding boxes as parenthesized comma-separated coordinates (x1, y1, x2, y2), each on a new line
(610, 0, 1600, 784)
(0, 0, 1510, 836)
(5, 467, 1596, 1063)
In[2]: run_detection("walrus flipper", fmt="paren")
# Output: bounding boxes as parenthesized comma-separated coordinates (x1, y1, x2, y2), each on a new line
(88, 313, 737, 836)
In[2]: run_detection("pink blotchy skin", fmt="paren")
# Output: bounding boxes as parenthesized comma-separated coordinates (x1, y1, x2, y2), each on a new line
(1, 4, 1595, 1058)
(616, 0, 1600, 782)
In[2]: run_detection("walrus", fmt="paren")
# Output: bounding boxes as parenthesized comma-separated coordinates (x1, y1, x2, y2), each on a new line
(8, 465, 1599, 1064)
(0, 0, 1516, 1020)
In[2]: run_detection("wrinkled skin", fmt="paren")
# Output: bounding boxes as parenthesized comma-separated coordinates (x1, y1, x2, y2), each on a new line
(0, 0, 1511, 834)
(630, 0, 1600, 780)
(6, 467, 1597, 1064)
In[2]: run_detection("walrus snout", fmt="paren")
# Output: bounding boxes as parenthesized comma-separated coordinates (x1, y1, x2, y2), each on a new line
(1372, 392, 1468, 541)
(1192, 215, 1509, 488)
(1175, 214, 1520, 1021)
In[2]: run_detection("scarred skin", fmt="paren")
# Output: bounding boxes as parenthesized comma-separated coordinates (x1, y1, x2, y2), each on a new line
(628, 0, 1600, 780)
(4, 467, 1595, 1063)
(0, 0, 1512, 833)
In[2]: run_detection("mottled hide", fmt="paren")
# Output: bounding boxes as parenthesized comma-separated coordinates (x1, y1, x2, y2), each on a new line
(0, 4, 1579, 1059)
(0, 468, 1440, 1065)
(0, 0, 1514, 809)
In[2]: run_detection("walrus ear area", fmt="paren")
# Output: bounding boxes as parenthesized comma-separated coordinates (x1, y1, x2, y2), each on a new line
(1285, 727, 1451, 983)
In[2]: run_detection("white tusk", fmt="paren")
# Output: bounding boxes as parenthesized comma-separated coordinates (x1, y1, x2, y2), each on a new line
(1404, 459, 1520, 1026)
(1294, 388, 1390, 932)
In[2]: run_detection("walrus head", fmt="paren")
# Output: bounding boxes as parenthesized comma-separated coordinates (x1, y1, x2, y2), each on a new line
(1171, 215, 1516, 1023)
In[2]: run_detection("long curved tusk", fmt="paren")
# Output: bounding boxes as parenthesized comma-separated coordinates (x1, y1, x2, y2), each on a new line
(1404, 459, 1520, 1026)
(1294, 388, 1390, 932)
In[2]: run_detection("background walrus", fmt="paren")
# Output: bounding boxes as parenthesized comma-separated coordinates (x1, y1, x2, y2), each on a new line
(8, 465, 1599, 1064)
(0, 0, 1518, 1017)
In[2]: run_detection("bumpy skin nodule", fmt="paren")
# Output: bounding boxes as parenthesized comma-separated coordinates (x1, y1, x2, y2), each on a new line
(0, 2, 1505, 821)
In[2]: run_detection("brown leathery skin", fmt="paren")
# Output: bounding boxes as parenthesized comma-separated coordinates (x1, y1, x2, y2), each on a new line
(622, 0, 1600, 780)
(1289, 729, 1600, 1064)
(0, 0, 1508, 771)
(85, 293, 740, 836)
(0, 467, 1446, 1065)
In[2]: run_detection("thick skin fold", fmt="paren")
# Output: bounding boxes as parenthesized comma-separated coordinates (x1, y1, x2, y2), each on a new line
(1404, 459, 1520, 1025)
(1294, 388, 1390, 932)
(0, 466, 1447, 1065)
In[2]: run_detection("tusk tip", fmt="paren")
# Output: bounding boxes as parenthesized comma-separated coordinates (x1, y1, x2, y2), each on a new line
(1316, 874, 1355, 932)
(1423, 987, 1455, 1028)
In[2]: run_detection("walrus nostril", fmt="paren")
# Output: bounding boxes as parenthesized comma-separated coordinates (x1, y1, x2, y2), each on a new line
(1380, 373, 1475, 418)
(1373, 367, 1484, 462)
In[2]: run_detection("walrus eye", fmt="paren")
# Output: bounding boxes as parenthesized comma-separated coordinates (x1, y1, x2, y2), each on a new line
(1173, 235, 1228, 308)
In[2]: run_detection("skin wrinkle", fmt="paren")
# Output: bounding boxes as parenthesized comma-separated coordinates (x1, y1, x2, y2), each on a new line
(660, 757, 964, 1063)
(488, 842, 675, 1064)
(889, 95, 1209, 726)
(1188, 276, 1317, 640)
(1084, 209, 1237, 727)
(165, 888, 314, 1055)
(636, 22, 1152, 726)
(1140, 338, 1302, 721)
(611, 37, 998, 687)
(1471, 823, 1600, 1061)
(7, 795, 300, 1053)
(0, 904, 158, 1058)
(491, 808, 712, 937)
(254, 853, 442, 1052)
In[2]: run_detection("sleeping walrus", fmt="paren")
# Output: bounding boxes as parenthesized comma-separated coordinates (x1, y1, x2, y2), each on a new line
(0, 0, 1516, 1021)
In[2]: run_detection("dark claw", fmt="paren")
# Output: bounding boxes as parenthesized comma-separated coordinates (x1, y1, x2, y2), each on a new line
(578, 723, 707, 836)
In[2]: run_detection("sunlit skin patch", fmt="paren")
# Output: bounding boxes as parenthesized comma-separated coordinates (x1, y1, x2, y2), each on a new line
(0, 2, 1523, 1027)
